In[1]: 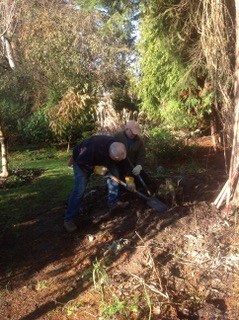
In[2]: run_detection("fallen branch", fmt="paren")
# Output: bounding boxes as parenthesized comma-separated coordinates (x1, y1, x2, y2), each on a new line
(130, 273, 169, 299)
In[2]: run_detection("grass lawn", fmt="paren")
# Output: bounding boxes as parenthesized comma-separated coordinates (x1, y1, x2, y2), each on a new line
(0, 146, 75, 231)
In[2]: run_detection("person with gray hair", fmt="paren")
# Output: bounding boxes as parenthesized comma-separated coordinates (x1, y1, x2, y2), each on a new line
(109, 142, 127, 161)
(64, 135, 128, 232)
(112, 120, 152, 193)
(114, 120, 145, 175)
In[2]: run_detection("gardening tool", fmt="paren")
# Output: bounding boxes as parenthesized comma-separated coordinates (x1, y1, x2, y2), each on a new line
(127, 158, 152, 196)
(107, 174, 168, 213)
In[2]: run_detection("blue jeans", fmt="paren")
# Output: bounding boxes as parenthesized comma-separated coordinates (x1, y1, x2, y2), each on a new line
(64, 164, 90, 222)
(65, 165, 120, 222)
(107, 178, 119, 209)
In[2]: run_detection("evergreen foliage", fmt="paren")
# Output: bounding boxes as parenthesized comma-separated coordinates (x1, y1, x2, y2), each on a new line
(18, 108, 53, 144)
(0, 0, 235, 145)
(136, 2, 192, 124)
(136, 0, 233, 134)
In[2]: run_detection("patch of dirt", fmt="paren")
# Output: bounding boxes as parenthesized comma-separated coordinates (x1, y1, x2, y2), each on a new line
(0, 138, 239, 319)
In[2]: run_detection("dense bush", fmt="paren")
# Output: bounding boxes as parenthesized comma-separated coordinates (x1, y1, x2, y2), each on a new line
(18, 108, 53, 143)
(160, 99, 198, 131)
(0, 99, 29, 138)
(146, 127, 186, 163)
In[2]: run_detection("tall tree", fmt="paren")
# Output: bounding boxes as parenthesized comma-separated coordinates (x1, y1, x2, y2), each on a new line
(74, 0, 140, 110)
(0, 0, 20, 177)
(226, 0, 239, 209)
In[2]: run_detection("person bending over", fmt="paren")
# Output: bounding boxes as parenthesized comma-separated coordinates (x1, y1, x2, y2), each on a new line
(64, 135, 133, 232)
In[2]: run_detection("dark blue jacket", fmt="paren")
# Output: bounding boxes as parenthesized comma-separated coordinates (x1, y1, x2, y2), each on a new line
(73, 135, 120, 174)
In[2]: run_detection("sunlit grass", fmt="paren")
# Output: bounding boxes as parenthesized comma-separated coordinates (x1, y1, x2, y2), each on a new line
(0, 146, 106, 232)
(0, 147, 73, 230)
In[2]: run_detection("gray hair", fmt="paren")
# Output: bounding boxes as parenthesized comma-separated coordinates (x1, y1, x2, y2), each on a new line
(109, 142, 126, 160)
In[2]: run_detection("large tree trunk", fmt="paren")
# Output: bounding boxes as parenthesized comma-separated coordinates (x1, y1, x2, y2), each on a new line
(226, 0, 239, 209)
(0, 120, 9, 178)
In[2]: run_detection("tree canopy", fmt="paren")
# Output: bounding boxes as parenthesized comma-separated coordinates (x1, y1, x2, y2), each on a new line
(0, 0, 236, 145)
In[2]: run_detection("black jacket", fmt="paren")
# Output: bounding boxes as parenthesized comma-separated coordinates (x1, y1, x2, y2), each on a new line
(72, 135, 125, 176)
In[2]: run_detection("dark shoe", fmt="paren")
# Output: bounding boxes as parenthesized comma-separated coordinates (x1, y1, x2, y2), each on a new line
(64, 220, 77, 232)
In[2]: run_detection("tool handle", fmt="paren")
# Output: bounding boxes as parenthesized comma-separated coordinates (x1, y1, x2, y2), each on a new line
(127, 158, 152, 196)
(137, 174, 152, 196)
(110, 174, 127, 187)
(108, 175, 149, 200)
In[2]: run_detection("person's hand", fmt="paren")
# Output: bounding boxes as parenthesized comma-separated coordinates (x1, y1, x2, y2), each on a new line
(94, 166, 108, 176)
(132, 164, 142, 175)
(125, 176, 136, 191)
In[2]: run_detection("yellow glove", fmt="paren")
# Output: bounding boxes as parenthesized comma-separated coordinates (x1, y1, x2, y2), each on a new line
(125, 176, 136, 191)
(94, 166, 108, 176)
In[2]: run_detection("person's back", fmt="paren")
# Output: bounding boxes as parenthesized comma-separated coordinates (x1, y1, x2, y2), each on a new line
(73, 135, 116, 169)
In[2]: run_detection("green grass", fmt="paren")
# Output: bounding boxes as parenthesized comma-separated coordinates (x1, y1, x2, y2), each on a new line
(0, 146, 74, 231)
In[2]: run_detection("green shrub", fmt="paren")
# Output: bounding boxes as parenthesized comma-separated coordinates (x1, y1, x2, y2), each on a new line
(160, 99, 197, 131)
(147, 127, 185, 163)
(18, 108, 53, 143)
(0, 99, 29, 137)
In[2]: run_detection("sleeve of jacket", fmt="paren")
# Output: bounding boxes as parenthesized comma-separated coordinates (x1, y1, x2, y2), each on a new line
(75, 146, 94, 172)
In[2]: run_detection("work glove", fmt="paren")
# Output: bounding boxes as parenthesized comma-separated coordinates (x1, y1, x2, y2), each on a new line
(94, 166, 108, 176)
(125, 176, 136, 192)
(132, 164, 142, 176)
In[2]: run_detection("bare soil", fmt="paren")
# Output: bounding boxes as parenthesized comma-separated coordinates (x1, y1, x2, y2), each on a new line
(1, 137, 239, 320)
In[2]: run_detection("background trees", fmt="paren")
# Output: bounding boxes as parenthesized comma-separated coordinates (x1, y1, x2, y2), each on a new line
(0, 0, 238, 183)
(137, 0, 235, 149)
(0, 0, 136, 146)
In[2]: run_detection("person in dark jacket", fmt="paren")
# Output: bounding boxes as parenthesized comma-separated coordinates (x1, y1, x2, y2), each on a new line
(64, 135, 130, 232)
(113, 120, 151, 192)
(114, 120, 146, 173)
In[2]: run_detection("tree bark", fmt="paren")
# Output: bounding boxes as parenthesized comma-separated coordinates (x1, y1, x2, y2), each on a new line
(0, 0, 18, 177)
(1, 35, 16, 69)
(226, 0, 239, 209)
(210, 118, 221, 151)
(0, 120, 9, 177)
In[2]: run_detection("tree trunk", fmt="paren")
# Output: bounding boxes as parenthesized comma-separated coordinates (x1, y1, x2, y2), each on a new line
(226, 0, 239, 209)
(1, 35, 16, 69)
(210, 118, 221, 151)
(0, 0, 18, 177)
(0, 120, 9, 178)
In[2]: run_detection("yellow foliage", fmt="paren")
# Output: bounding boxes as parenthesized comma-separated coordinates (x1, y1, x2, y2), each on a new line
(48, 89, 93, 136)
